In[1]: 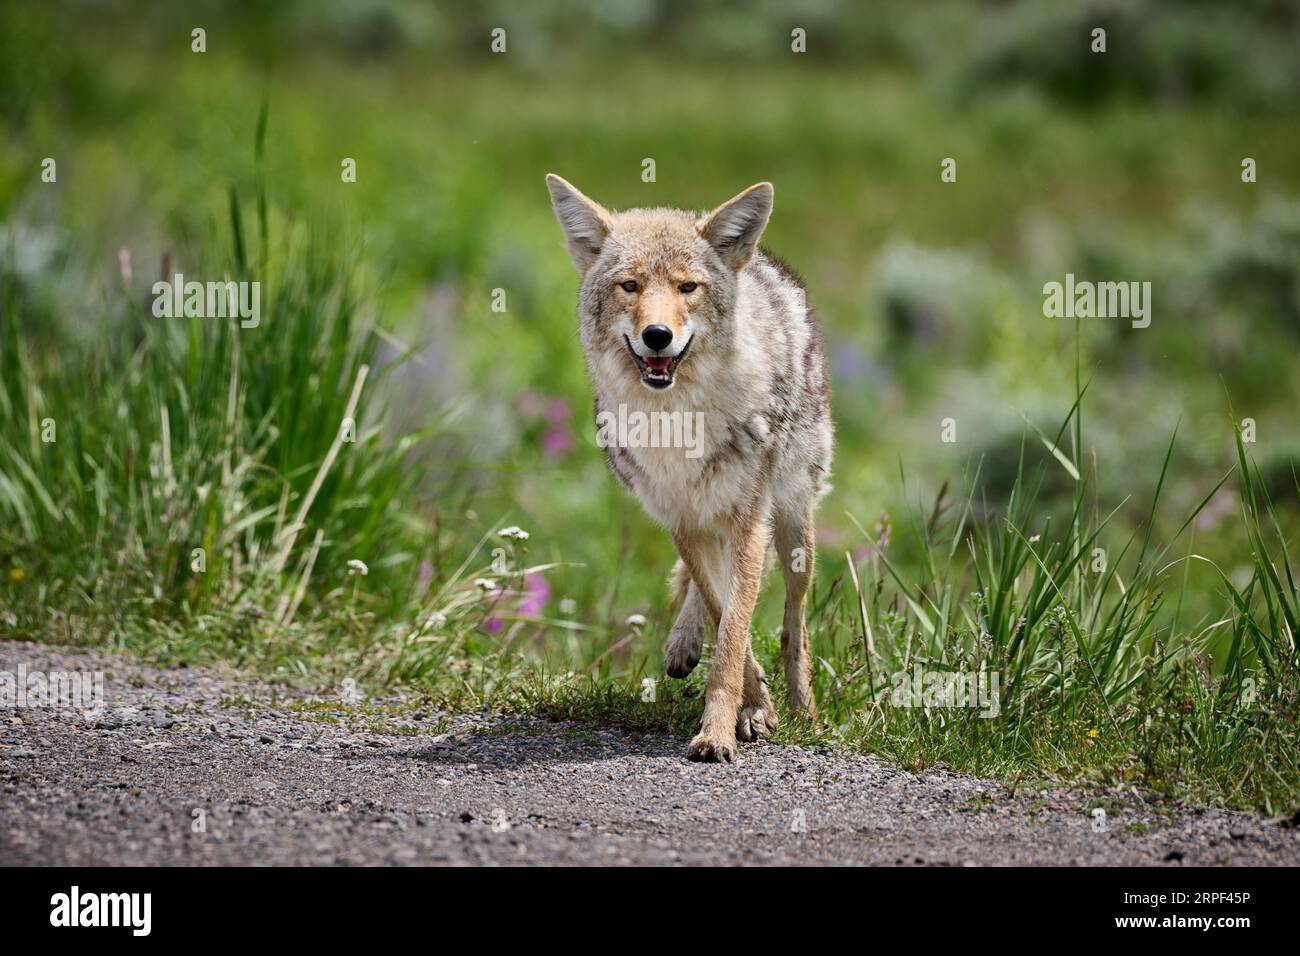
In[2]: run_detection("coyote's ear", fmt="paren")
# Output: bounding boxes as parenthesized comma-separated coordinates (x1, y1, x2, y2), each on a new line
(699, 182, 773, 270)
(546, 174, 612, 274)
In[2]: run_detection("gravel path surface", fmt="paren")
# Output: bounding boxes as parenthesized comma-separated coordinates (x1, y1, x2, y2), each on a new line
(2, 640, 1297, 866)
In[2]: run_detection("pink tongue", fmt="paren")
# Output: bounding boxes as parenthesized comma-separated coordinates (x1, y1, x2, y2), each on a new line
(646, 356, 672, 370)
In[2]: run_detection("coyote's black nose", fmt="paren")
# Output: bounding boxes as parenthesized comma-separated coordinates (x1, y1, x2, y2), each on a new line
(641, 325, 673, 351)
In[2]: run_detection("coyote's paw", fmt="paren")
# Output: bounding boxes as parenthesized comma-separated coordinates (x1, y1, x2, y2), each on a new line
(664, 629, 701, 678)
(664, 596, 705, 679)
(736, 705, 779, 742)
(686, 731, 737, 763)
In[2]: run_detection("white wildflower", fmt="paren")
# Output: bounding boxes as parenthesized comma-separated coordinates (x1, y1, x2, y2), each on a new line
(626, 613, 647, 628)
(346, 559, 369, 576)
(498, 526, 530, 541)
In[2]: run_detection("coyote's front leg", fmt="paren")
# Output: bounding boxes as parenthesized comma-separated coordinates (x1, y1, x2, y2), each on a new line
(675, 514, 769, 763)
(665, 565, 707, 678)
(666, 558, 778, 742)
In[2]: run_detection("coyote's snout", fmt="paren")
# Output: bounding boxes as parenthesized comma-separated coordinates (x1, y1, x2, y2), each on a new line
(546, 174, 834, 762)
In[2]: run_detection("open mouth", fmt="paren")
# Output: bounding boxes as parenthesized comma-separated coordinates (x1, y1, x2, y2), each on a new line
(625, 335, 692, 389)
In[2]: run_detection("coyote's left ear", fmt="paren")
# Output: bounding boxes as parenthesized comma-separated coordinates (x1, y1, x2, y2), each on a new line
(546, 173, 613, 274)
(699, 182, 773, 270)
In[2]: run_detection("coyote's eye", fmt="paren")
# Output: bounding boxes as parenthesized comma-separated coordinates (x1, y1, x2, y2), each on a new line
(619, 280, 639, 293)
(678, 281, 698, 294)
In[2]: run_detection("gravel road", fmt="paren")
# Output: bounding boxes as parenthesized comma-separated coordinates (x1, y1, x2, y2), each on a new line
(2, 640, 1297, 866)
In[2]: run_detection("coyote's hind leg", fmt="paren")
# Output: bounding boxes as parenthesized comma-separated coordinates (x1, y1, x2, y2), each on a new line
(775, 505, 818, 720)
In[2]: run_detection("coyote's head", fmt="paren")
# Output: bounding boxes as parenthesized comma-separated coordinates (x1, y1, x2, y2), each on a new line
(546, 174, 773, 391)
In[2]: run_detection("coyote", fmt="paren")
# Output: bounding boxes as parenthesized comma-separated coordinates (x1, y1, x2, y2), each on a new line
(546, 175, 834, 762)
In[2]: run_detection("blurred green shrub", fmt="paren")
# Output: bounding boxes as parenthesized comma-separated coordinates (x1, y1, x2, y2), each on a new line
(949, 0, 1300, 108)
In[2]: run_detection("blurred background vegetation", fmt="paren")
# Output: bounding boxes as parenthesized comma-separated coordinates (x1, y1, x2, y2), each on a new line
(2, 0, 1299, 803)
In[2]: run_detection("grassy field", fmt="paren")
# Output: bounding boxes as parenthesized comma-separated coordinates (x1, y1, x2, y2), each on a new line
(2, 1, 1299, 813)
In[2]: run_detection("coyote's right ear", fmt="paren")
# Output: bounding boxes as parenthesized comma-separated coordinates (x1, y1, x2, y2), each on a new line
(546, 174, 612, 274)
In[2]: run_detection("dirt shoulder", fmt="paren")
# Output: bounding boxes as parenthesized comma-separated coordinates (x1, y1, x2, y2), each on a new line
(2, 641, 1296, 866)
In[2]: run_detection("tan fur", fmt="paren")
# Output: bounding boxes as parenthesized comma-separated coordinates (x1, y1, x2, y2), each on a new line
(775, 507, 818, 718)
(546, 174, 834, 762)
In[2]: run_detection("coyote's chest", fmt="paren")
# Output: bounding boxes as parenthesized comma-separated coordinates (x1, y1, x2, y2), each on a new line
(596, 388, 772, 531)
